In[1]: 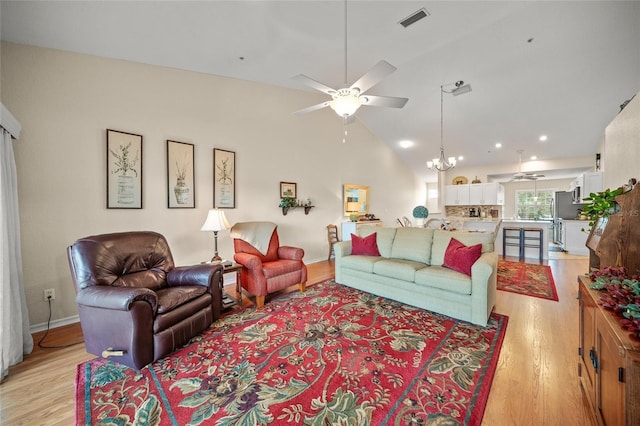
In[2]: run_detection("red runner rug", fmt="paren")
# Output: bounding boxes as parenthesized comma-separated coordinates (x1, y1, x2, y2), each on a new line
(76, 280, 508, 425)
(497, 260, 559, 301)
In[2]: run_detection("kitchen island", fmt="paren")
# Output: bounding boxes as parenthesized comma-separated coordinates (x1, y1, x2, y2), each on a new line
(495, 220, 552, 260)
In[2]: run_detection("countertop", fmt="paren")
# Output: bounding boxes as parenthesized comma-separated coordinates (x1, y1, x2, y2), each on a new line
(501, 219, 552, 225)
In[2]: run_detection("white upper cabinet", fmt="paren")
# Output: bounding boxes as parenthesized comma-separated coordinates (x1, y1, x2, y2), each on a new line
(467, 182, 504, 205)
(445, 184, 470, 205)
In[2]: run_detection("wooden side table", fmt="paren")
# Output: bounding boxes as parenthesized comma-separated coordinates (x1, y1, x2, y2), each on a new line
(221, 262, 243, 310)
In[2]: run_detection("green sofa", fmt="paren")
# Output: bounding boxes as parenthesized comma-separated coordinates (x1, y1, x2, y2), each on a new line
(334, 226, 498, 326)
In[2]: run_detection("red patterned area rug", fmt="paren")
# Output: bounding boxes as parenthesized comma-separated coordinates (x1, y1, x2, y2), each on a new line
(497, 259, 559, 301)
(76, 280, 508, 425)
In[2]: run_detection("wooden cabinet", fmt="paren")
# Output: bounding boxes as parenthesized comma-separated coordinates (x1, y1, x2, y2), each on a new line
(468, 182, 504, 205)
(578, 276, 640, 425)
(445, 184, 470, 205)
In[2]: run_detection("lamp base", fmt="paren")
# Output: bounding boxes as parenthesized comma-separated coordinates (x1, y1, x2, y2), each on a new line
(211, 254, 222, 262)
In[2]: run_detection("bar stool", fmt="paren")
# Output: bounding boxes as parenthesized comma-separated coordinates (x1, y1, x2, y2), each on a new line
(503, 227, 523, 259)
(523, 228, 544, 262)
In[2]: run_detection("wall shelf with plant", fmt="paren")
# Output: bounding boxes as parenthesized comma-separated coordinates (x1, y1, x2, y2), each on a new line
(279, 198, 314, 215)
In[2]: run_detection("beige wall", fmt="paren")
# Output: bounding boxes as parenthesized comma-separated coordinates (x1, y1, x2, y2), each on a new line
(603, 90, 640, 190)
(1, 42, 424, 328)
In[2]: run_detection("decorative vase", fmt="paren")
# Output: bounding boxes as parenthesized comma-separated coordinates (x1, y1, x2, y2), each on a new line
(350, 213, 359, 222)
(117, 175, 135, 204)
(174, 178, 189, 204)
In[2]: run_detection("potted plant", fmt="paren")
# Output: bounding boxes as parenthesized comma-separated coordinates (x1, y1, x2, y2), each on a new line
(279, 197, 298, 215)
(581, 187, 624, 229)
(412, 205, 429, 226)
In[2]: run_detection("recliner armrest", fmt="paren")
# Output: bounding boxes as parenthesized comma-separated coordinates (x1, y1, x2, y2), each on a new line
(76, 286, 158, 312)
(278, 246, 304, 261)
(167, 264, 224, 288)
(234, 252, 263, 270)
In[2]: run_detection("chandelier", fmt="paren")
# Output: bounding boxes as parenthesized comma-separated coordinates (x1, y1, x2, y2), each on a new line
(427, 81, 471, 172)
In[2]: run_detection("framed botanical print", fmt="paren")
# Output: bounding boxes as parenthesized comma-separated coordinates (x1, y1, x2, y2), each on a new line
(106, 129, 142, 209)
(213, 148, 235, 208)
(280, 182, 297, 199)
(167, 140, 195, 208)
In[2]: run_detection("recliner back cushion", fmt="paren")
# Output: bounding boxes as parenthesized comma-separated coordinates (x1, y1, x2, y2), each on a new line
(358, 226, 396, 258)
(68, 231, 174, 291)
(233, 230, 280, 263)
(390, 228, 434, 264)
(430, 230, 495, 266)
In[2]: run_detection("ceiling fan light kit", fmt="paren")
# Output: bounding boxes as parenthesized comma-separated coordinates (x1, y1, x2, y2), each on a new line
(293, 1, 408, 120)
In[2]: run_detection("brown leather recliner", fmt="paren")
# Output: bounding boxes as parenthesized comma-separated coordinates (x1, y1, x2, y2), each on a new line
(67, 231, 223, 370)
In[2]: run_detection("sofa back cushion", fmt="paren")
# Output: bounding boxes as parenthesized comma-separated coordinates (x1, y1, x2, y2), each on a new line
(431, 230, 495, 266)
(390, 227, 434, 263)
(358, 226, 396, 258)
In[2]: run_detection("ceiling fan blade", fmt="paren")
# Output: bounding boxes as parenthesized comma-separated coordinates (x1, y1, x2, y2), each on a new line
(293, 101, 331, 116)
(292, 74, 337, 96)
(350, 60, 397, 94)
(361, 95, 408, 109)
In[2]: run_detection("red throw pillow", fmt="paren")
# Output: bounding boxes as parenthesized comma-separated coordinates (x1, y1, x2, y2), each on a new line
(442, 238, 482, 276)
(351, 233, 381, 256)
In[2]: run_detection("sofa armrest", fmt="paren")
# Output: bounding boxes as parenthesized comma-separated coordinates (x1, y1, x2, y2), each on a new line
(334, 241, 352, 258)
(76, 286, 158, 312)
(469, 251, 498, 325)
(167, 263, 223, 288)
(278, 246, 304, 261)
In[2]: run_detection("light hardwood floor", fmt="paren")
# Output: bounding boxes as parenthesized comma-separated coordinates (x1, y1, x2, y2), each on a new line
(0, 258, 594, 425)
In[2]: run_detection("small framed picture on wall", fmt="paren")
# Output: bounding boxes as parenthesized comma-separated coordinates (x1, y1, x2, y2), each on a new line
(213, 148, 235, 208)
(280, 182, 297, 198)
(167, 140, 195, 208)
(106, 129, 142, 209)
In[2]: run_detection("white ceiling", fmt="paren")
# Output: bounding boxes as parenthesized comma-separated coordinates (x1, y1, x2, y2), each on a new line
(2, 1, 639, 182)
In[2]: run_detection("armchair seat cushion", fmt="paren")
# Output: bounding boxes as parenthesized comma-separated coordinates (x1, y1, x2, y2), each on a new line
(155, 286, 208, 314)
(262, 259, 305, 279)
(154, 293, 212, 333)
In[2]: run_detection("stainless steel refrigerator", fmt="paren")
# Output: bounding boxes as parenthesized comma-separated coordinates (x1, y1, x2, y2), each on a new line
(552, 191, 584, 244)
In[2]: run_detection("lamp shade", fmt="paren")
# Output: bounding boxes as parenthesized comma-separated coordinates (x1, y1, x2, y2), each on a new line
(200, 209, 230, 232)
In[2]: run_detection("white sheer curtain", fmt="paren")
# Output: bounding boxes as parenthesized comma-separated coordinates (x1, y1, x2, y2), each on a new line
(0, 105, 33, 380)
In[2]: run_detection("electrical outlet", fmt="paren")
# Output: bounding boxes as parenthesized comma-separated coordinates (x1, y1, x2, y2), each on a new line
(44, 288, 55, 301)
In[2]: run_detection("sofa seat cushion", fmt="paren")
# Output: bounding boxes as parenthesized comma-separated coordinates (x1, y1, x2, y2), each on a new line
(341, 255, 383, 273)
(155, 285, 208, 314)
(373, 259, 428, 282)
(414, 266, 472, 295)
(390, 228, 434, 264)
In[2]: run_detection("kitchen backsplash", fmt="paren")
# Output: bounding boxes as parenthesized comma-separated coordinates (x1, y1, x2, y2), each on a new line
(445, 205, 501, 218)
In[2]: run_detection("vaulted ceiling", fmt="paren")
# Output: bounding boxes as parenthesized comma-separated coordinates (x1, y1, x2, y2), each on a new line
(2, 1, 639, 182)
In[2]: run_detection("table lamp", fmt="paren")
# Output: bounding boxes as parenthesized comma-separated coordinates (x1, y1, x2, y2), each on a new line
(200, 209, 230, 262)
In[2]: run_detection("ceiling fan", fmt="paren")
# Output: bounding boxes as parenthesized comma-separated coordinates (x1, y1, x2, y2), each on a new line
(293, 1, 408, 120)
(512, 149, 545, 181)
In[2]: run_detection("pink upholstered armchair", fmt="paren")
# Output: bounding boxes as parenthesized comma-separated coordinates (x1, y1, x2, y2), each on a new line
(231, 222, 307, 308)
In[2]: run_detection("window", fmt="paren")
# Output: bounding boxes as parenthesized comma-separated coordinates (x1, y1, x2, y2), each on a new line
(515, 189, 554, 220)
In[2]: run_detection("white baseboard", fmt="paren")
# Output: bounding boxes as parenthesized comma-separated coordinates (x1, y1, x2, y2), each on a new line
(30, 315, 80, 334)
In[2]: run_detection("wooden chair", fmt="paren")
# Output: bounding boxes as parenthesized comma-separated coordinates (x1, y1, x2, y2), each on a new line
(327, 224, 340, 261)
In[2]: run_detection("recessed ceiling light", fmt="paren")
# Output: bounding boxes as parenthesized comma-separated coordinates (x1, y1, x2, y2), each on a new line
(530, 155, 537, 160)
(539, 135, 548, 142)
(458, 156, 464, 161)
(495, 143, 502, 148)
(398, 140, 414, 149)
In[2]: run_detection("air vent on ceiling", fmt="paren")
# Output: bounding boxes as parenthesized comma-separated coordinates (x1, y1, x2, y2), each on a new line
(399, 8, 429, 28)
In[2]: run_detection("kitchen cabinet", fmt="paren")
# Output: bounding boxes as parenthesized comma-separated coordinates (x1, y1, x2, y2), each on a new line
(468, 182, 504, 205)
(562, 220, 589, 255)
(581, 172, 604, 202)
(445, 184, 470, 205)
(578, 276, 640, 425)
